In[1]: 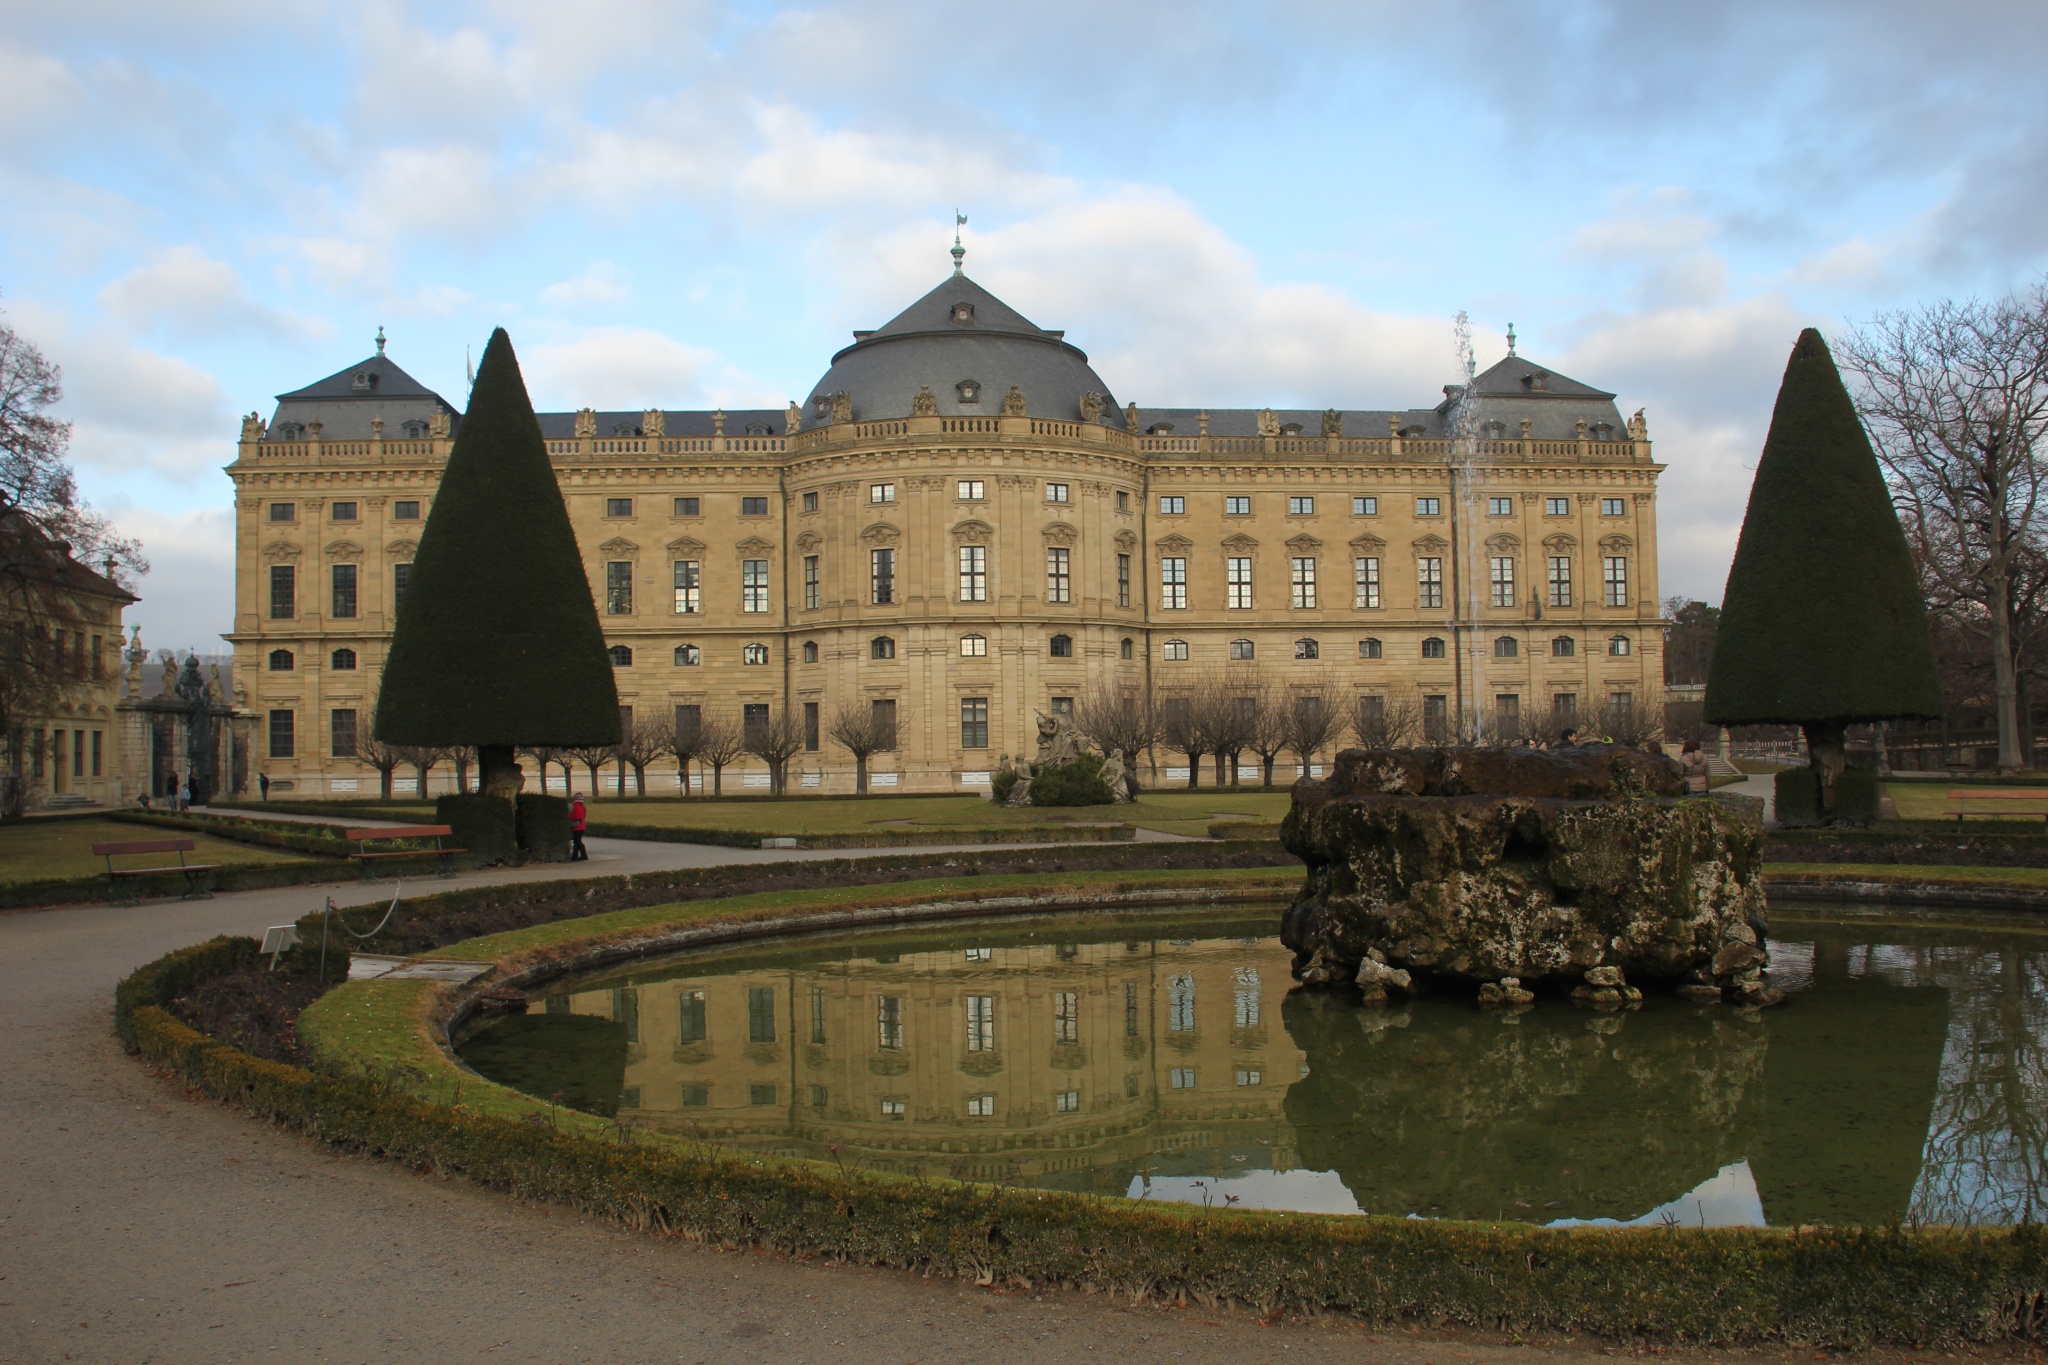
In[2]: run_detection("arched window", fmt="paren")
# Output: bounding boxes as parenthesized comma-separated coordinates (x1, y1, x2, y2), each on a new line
(801, 640, 818, 663)
(1494, 636, 1519, 658)
(1421, 637, 1446, 659)
(400, 419, 428, 439)
(960, 633, 988, 657)
(607, 645, 633, 666)
(871, 636, 896, 660)
(330, 648, 357, 670)
(1049, 633, 1074, 658)
(743, 643, 769, 665)
(274, 422, 304, 440)
(674, 644, 700, 666)
(1120, 637, 1134, 660)
(1294, 638, 1320, 660)
(268, 649, 294, 671)
(1230, 638, 1255, 660)
(1358, 638, 1382, 660)
(1552, 636, 1576, 658)
(1609, 634, 1632, 656)
(1163, 639, 1189, 661)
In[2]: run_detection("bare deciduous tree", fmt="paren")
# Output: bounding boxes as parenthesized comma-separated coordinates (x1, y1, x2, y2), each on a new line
(1074, 683, 1157, 795)
(665, 707, 704, 796)
(618, 715, 671, 796)
(564, 743, 615, 798)
(743, 708, 807, 796)
(1243, 682, 1292, 787)
(1284, 683, 1347, 776)
(828, 699, 897, 794)
(1353, 693, 1421, 749)
(519, 744, 570, 796)
(354, 735, 406, 800)
(695, 716, 746, 797)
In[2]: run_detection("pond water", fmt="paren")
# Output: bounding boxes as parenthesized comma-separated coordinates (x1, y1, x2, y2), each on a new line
(457, 903, 2048, 1227)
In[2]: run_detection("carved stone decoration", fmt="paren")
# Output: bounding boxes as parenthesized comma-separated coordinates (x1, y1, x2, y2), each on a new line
(643, 409, 665, 437)
(1125, 401, 1139, 431)
(912, 385, 938, 417)
(1156, 533, 1194, 555)
(1079, 391, 1105, 423)
(1350, 533, 1387, 554)
(1388, 415, 1403, 438)
(1285, 533, 1323, 554)
(598, 536, 639, 557)
(1599, 534, 1635, 554)
(830, 392, 852, 423)
(1485, 533, 1522, 554)
(371, 417, 385, 441)
(950, 519, 995, 543)
(1198, 411, 1210, 436)
(1413, 534, 1450, 555)
(237, 498, 260, 511)
(574, 408, 598, 438)
(734, 536, 775, 557)
(1113, 529, 1138, 551)
(429, 407, 451, 438)
(1541, 533, 1578, 553)
(1576, 418, 1590, 439)
(308, 422, 324, 440)
(324, 540, 365, 563)
(794, 531, 822, 552)
(713, 409, 726, 436)
(1000, 385, 1027, 416)
(1579, 493, 1599, 506)
(1221, 533, 1260, 553)
(859, 522, 901, 547)
(1257, 409, 1280, 437)
(667, 535, 706, 556)
(1042, 521, 1079, 546)
(1322, 409, 1343, 437)
(261, 540, 302, 563)
(241, 412, 267, 442)
(1628, 408, 1648, 441)
(786, 401, 803, 434)
(386, 539, 419, 558)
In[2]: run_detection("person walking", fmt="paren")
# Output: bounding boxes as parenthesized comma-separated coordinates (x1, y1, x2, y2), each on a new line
(259, 772, 271, 801)
(568, 793, 589, 862)
(1679, 738, 1713, 795)
(177, 776, 192, 811)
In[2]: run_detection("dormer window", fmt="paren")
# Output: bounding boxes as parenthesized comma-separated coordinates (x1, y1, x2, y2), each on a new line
(814, 394, 832, 417)
(274, 422, 304, 441)
(352, 370, 375, 391)
(1522, 371, 1549, 391)
(956, 379, 982, 404)
(1482, 421, 1507, 439)
(1279, 422, 1304, 436)
(612, 423, 641, 437)
(1592, 422, 1615, 441)
(744, 422, 771, 436)
(1402, 425, 1427, 439)
(1148, 422, 1175, 436)
(400, 420, 428, 439)
(951, 302, 975, 323)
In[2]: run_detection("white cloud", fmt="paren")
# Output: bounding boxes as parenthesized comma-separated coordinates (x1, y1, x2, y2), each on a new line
(522, 326, 777, 410)
(540, 262, 629, 309)
(99, 503, 237, 653)
(98, 244, 328, 342)
(0, 40, 83, 142)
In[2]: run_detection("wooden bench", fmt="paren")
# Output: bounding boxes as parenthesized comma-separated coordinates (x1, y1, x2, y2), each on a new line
(1949, 789, 2048, 825)
(344, 824, 465, 880)
(93, 838, 220, 901)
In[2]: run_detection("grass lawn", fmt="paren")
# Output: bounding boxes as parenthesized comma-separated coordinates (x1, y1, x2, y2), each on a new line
(577, 789, 1294, 839)
(1881, 781, 2048, 826)
(1768, 861, 2048, 888)
(0, 817, 302, 886)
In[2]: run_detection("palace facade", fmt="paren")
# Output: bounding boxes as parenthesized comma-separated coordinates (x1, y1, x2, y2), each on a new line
(227, 264, 1664, 796)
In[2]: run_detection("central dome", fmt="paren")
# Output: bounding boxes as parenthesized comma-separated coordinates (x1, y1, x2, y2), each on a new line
(804, 273, 1125, 429)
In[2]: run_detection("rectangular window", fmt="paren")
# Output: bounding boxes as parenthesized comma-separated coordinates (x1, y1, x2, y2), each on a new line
(269, 564, 295, 619)
(606, 497, 633, 517)
(1290, 557, 1318, 609)
(802, 555, 819, 611)
(1354, 556, 1381, 609)
(1056, 1089, 1081, 1113)
(679, 990, 707, 1042)
(742, 703, 769, 742)
(1602, 497, 1627, 516)
(742, 559, 769, 612)
(330, 564, 357, 619)
(871, 547, 895, 605)
(1416, 496, 1441, 516)
(803, 700, 820, 752)
(1488, 496, 1513, 516)
(965, 995, 996, 1052)
(1225, 557, 1253, 609)
(1159, 495, 1185, 515)
(1236, 1069, 1263, 1087)
(1423, 694, 1449, 742)
(1169, 1067, 1196, 1090)
(747, 986, 776, 1043)
(1418, 557, 1443, 610)
(1289, 495, 1315, 515)
(1046, 547, 1070, 603)
(1116, 490, 1130, 512)
(870, 483, 895, 503)
(393, 563, 411, 614)
(1603, 556, 1629, 607)
(605, 561, 632, 614)
(750, 1084, 777, 1106)
(1548, 556, 1573, 607)
(72, 729, 83, 777)
(1054, 990, 1079, 1045)
(91, 729, 103, 776)
(1496, 694, 1521, 728)
(877, 995, 903, 1050)
(393, 500, 420, 520)
(268, 502, 294, 522)
(809, 986, 827, 1044)
(1169, 974, 1195, 1032)
(1116, 553, 1131, 608)
(741, 496, 769, 516)
(960, 697, 989, 748)
(1233, 967, 1261, 1027)
(675, 496, 701, 516)
(958, 545, 987, 601)
(1489, 556, 1516, 608)
(1160, 557, 1187, 610)
(673, 560, 701, 614)
(800, 491, 818, 513)
(1225, 495, 1250, 515)
(1125, 981, 1139, 1036)
(330, 708, 357, 757)
(1545, 496, 1570, 516)
(613, 988, 639, 1043)
(1554, 692, 1578, 717)
(681, 1084, 709, 1107)
(268, 709, 294, 759)
(330, 501, 357, 521)
(1353, 495, 1378, 515)
(1045, 482, 1069, 503)
(958, 479, 984, 500)
(966, 1094, 995, 1117)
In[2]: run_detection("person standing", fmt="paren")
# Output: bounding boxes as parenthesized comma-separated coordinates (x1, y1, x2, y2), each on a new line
(259, 772, 271, 802)
(1679, 738, 1712, 795)
(177, 776, 191, 811)
(568, 793, 588, 861)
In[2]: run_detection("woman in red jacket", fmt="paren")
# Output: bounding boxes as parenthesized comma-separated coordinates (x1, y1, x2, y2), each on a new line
(569, 793, 589, 861)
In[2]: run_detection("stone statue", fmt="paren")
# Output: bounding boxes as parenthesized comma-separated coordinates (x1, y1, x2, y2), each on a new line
(371, 416, 385, 441)
(786, 401, 803, 434)
(240, 412, 267, 442)
(830, 391, 852, 423)
(1628, 407, 1649, 441)
(997, 754, 1036, 808)
(574, 407, 598, 438)
(1000, 386, 1027, 417)
(1078, 391, 1104, 423)
(643, 409, 665, 437)
(1099, 752, 1132, 802)
(1125, 401, 1139, 432)
(1035, 711, 1083, 767)
(713, 408, 726, 436)
(912, 385, 938, 417)
(1257, 408, 1280, 437)
(428, 406, 451, 438)
(125, 626, 144, 692)
(1197, 410, 1210, 436)
(206, 663, 225, 705)
(159, 652, 176, 696)
(1321, 409, 1343, 437)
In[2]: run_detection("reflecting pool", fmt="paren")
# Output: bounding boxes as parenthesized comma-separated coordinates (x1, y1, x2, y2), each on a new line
(457, 904, 2048, 1226)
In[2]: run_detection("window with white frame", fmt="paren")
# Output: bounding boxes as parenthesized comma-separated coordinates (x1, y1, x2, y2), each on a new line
(1354, 556, 1381, 608)
(1168, 975, 1195, 1031)
(802, 555, 819, 610)
(1236, 1068, 1263, 1087)
(1159, 495, 1185, 515)
(743, 642, 769, 665)
(965, 995, 996, 1052)
(1358, 637, 1383, 659)
(1230, 638, 1255, 660)
(1169, 1067, 1196, 1090)
(957, 479, 984, 500)
(870, 482, 896, 503)
(1162, 638, 1189, 661)
(674, 560, 701, 613)
(1489, 496, 1513, 516)
(1046, 482, 1069, 503)
(1046, 546, 1071, 603)
(1418, 557, 1444, 609)
(1353, 495, 1378, 515)
(1233, 967, 1261, 1027)
(741, 559, 769, 612)
(1602, 497, 1626, 516)
(1054, 990, 1079, 1045)
(1547, 556, 1572, 607)
(1225, 495, 1250, 515)
(966, 1093, 996, 1117)
(1055, 1089, 1080, 1113)
(1545, 496, 1570, 516)
(1489, 555, 1516, 608)
(1416, 496, 1441, 516)
(1289, 495, 1315, 515)
(1603, 555, 1628, 607)
(958, 545, 987, 601)
(1226, 556, 1253, 609)
(1160, 557, 1187, 609)
(960, 633, 988, 657)
(1290, 556, 1318, 608)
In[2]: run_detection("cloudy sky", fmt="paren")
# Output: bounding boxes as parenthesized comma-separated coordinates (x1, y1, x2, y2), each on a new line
(6, 0, 2047, 649)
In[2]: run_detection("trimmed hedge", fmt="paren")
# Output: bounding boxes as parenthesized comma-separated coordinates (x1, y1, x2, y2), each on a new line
(581, 819, 1134, 849)
(438, 794, 518, 865)
(110, 809, 355, 857)
(516, 793, 570, 862)
(1776, 768, 1822, 827)
(1, 855, 356, 912)
(118, 917, 2048, 1346)
(1833, 769, 1882, 826)
(1029, 754, 1114, 806)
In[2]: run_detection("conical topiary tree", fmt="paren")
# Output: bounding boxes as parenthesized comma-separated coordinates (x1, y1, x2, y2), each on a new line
(1704, 327, 1941, 812)
(374, 328, 619, 797)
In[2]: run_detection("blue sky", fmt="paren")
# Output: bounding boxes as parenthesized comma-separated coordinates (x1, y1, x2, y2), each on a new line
(6, 0, 2047, 650)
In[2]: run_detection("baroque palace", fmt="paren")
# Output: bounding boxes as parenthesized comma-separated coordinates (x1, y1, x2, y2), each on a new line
(228, 252, 1664, 796)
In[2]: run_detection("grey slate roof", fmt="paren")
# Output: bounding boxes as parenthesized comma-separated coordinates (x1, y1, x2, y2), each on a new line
(533, 410, 793, 439)
(265, 352, 461, 442)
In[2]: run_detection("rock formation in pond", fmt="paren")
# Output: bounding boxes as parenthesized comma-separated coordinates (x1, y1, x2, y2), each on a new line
(1280, 746, 1778, 1007)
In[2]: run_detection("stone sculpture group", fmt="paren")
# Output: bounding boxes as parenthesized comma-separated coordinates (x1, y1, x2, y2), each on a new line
(995, 712, 1131, 807)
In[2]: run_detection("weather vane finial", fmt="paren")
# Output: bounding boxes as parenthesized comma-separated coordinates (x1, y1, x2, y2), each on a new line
(375, 325, 387, 356)
(1506, 322, 1517, 357)
(951, 212, 967, 276)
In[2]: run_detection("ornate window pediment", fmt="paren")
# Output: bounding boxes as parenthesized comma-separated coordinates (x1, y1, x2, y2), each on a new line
(951, 519, 994, 543)
(1598, 533, 1634, 553)
(1113, 529, 1138, 552)
(262, 540, 301, 563)
(598, 536, 639, 557)
(383, 538, 417, 558)
(860, 521, 901, 547)
(1285, 533, 1322, 554)
(323, 540, 364, 562)
(667, 535, 707, 556)
(734, 536, 775, 557)
(1220, 533, 1259, 553)
(794, 530, 822, 553)
(1542, 533, 1577, 553)
(1412, 534, 1449, 555)
(1349, 533, 1386, 554)
(1485, 533, 1521, 554)
(1155, 533, 1193, 555)
(1042, 520, 1078, 546)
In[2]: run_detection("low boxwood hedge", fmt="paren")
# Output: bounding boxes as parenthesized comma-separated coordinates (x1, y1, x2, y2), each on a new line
(580, 819, 1135, 849)
(119, 887, 2048, 1347)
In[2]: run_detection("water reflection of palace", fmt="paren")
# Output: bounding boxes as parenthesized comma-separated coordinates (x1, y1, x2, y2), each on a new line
(546, 932, 1307, 1191)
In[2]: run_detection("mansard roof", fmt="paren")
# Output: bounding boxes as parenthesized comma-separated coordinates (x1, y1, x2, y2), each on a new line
(275, 351, 454, 405)
(265, 349, 461, 443)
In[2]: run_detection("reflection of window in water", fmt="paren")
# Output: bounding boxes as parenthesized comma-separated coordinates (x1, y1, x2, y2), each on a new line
(621, 1086, 640, 1109)
(1125, 981, 1139, 1035)
(966, 1093, 995, 1116)
(1054, 990, 1079, 1044)
(877, 995, 904, 1050)
(810, 987, 827, 1044)
(1169, 975, 1196, 1032)
(1125, 1073, 1140, 1098)
(546, 995, 568, 1015)
(810, 1085, 828, 1110)
(679, 989, 707, 1043)
(750, 1083, 777, 1105)
(1236, 1068, 1263, 1087)
(966, 995, 996, 1052)
(1170, 1067, 1196, 1089)
(965, 947, 992, 962)
(881, 1098, 906, 1119)
(748, 987, 776, 1043)
(1233, 968, 1261, 1027)
(1056, 1089, 1080, 1113)
(682, 1084, 709, 1107)
(612, 988, 638, 1043)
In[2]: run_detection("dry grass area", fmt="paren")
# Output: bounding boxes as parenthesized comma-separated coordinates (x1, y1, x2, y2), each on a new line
(0, 817, 298, 885)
